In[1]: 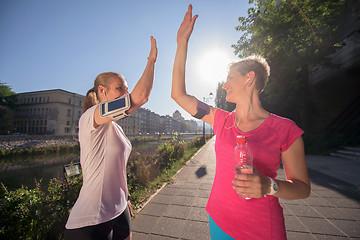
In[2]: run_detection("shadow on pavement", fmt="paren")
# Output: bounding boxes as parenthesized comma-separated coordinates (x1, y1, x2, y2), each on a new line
(308, 168, 360, 200)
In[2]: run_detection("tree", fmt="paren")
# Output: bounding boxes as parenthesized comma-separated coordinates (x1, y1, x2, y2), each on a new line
(0, 82, 17, 133)
(215, 81, 236, 112)
(232, 0, 346, 130)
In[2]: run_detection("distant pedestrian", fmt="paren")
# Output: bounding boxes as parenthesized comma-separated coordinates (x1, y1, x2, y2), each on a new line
(171, 5, 310, 240)
(63, 36, 157, 240)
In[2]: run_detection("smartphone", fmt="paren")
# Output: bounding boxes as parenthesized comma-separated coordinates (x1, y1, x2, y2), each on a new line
(100, 94, 131, 119)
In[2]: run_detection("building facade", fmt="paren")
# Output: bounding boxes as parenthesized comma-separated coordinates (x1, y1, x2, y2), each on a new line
(12, 89, 199, 136)
(14, 89, 84, 135)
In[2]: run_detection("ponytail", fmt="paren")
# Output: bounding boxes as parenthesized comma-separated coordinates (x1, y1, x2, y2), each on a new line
(82, 87, 99, 113)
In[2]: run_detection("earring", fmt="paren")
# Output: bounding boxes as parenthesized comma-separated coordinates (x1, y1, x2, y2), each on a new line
(103, 91, 106, 97)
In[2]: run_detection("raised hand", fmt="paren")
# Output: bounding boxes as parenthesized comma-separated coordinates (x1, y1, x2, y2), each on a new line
(147, 35, 158, 63)
(177, 4, 198, 45)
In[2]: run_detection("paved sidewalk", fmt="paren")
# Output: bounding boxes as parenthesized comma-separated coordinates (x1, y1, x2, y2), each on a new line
(131, 137, 360, 239)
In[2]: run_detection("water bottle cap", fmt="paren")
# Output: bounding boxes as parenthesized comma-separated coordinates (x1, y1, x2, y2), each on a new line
(236, 135, 246, 145)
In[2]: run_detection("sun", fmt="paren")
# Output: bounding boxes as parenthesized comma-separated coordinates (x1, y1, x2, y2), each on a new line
(196, 47, 237, 84)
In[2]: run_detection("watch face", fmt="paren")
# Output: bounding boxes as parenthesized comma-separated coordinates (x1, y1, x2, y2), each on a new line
(271, 178, 278, 192)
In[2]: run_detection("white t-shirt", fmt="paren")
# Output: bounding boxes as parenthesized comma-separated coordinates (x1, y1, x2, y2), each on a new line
(65, 104, 132, 229)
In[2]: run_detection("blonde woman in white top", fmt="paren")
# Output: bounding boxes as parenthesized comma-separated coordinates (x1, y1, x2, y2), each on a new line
(64, 36, 157, 240)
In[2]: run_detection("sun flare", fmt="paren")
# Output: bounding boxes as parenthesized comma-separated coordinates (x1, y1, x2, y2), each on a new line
(196, 48, 237, 84)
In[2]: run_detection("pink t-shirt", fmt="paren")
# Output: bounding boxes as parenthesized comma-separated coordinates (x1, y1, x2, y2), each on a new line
(206, 109, 304, 240)
(66, 104, 132, 229)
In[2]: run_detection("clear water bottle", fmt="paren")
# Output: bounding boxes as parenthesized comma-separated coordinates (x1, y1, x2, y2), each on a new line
(234, 135, 253, 199)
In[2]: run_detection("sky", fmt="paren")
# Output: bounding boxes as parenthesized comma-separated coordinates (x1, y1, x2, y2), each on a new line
(0, 0, 250, 120)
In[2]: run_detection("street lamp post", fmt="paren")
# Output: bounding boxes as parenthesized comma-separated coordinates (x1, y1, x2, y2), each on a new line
(202, 92, 213, 145)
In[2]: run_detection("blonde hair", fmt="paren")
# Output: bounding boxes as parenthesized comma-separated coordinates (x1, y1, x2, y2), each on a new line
(82, 72, 124, 113)
(229, 55, 270, 93)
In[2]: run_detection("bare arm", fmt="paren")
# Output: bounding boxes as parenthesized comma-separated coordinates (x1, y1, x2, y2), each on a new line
(275, 136, 311, 199)
(93, 36, 157, 128)
(127, 36, 157, 114)
(171, 5, 216, 126)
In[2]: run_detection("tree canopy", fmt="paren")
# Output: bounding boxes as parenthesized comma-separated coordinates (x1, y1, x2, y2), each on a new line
(231, 0, 346, 130)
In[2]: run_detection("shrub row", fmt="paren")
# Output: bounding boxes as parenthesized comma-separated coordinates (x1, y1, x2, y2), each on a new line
(0, 135, 212, 240)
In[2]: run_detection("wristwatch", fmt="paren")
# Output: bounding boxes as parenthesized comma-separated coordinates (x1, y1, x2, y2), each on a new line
(267, 177, 278, 195)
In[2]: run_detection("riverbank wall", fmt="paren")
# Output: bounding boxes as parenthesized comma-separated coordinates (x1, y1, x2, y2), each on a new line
(0, 135, 79, 151)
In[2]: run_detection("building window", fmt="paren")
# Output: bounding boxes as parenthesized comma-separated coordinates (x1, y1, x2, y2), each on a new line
(67, 109, 71, 117)
(68, 98, 71, 104)
(79, 100, 82, 106)
(43, 97, 45, 103)
(67, 121, 70, 126)
(65, 127, 70, 133)
(47, 96, 50, 103)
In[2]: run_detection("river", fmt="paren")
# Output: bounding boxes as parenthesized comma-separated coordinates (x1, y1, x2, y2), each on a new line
(0, 134, 201, 191)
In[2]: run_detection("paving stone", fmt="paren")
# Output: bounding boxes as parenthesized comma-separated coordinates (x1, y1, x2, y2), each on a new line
(304, 196, 335, 207)
(311, 189, 352, 198)
(328, 219, 360, 238)
(286, 231, 316, 240)
(132, 231, 149, 240)
(181, 182, 201, 190)
(146, 234, 177, 240)
(191, 197, 208, 208)
(132, 214, 159, 233)
(312, 234, 350, 239)
(340, 207, 360, 221)
(284, 215, 310, 233)
(282, 204, 293, 216)
(162, 205, 190, 219)
(177, 188, 198, 197)
(168, 195, 194, 206)
(181, 220, 210, 240)
(187, 207, 209, 222)
(325, 198, 360, 208)
(151, 194, 173, 204)
(199, 182, 213, 190)
(297, 216, 345, 236)
(195, 190, 211, 198)
(141, 203, 169, 217)
(158, 187, 178, 196)
(151, 217, 186, 238)
(284, 204, 323, 218)
(312, 206, 359, 220)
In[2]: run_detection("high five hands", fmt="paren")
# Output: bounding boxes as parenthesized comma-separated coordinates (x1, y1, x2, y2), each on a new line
(177, 4, 198, 45)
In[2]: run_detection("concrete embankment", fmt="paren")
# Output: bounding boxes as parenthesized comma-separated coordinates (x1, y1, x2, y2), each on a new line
(0, 135, 79, 151)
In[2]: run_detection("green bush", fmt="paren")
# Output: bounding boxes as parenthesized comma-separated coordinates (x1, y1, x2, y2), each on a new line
(0, 135, 209, 239)
(0, 175, 82, 240)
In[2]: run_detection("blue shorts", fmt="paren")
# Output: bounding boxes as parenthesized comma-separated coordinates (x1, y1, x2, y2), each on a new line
(209, 215, 235, 240)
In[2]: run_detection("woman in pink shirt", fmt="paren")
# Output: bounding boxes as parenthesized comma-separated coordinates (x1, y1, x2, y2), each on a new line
(172, 5, 310, 240)
(64, 36, 157, 240)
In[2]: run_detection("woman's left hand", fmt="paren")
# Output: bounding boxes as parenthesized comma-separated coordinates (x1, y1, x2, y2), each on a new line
(127, 200, 134, 217)
(232, 168, 270, 199)
(147, 36, 158, 63)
